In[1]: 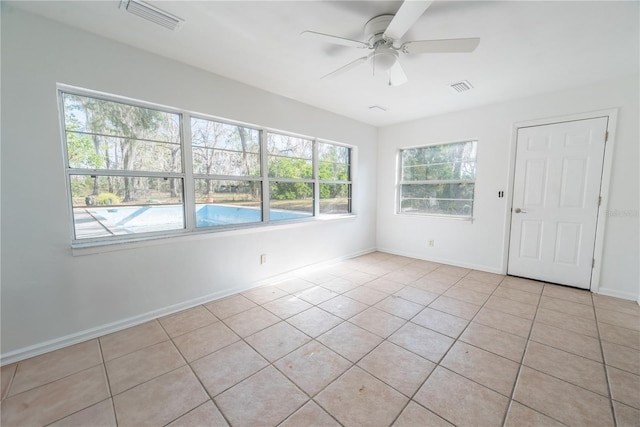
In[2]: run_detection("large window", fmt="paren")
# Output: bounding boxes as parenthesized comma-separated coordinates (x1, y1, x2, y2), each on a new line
(61, 88, 353, 244)
(398, 140, 477, 217)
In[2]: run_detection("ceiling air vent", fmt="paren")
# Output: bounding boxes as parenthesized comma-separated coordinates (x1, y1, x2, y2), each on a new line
(120, 0, 184, 31)
(450, 80, 473, 93)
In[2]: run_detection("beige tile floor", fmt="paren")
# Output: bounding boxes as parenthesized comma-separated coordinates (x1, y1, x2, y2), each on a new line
(2, 252, 639, 426)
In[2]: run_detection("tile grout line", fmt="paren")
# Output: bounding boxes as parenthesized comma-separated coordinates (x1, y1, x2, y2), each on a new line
(501, 280, 571, 427)
(218, 281, 354, 426)
(38, 339, 116, 427)
(451, 272, 519, 426)
(230, 304, 345, 426)
(273, 263, 440, 425)
(591, 292, 618, 427)
(342, 266, 449, 425)
(268, 260, 471, 425)
(1, 360, 18, 401)
(96, 337, 118, 427)
(499, 275, 542, 427)
(387, 269, 481, 426)
(153, 312, 222, 427)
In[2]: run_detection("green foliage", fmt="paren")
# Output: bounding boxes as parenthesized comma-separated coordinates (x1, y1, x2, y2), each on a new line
(268, 157, 313, 201)
(70, 175, 95, 198)
(65, 116, 104, 169)
(271, 182, 312, 200)
(268, 157, 312, 179)
(96, 192, 120, 205)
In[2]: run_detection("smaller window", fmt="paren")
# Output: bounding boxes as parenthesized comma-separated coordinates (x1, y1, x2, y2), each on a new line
(398, 140, 477, 217)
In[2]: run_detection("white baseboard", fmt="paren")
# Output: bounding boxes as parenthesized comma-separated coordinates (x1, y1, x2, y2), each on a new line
(0, 285, 250, 366)
(375, 246, 505, 275)
(0, 248, 376, 365)
(594, 286, 639, 302)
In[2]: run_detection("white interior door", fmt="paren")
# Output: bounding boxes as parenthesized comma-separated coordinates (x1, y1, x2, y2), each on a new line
(508, 117, 608, 289)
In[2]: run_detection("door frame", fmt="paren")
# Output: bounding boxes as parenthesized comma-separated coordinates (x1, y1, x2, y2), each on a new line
(502, 109, 618, 292)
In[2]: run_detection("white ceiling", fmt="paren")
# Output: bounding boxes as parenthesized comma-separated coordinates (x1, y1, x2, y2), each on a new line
(10, 1, 640, 126)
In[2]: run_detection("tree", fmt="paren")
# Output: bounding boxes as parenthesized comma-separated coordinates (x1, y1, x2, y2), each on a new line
(66, 116, 104, 170)
(63, 93, 180, 203)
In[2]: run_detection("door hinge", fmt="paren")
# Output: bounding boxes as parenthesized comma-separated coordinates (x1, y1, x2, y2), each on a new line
(605, 131, 608, 142)
(598, 196, 602, 207)
(592, 258, 595, 268)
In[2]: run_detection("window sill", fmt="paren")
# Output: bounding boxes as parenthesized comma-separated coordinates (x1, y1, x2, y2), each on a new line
(70, 214, 357, 256)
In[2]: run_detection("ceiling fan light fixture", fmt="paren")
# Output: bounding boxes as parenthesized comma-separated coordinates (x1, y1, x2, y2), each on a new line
(370, 48, 398, 73)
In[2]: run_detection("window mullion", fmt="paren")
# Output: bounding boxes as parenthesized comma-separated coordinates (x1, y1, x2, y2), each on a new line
(182, 114, 196, 231)
(261, 130, 270, 223)
(67, 169, 182, 178)
(313, 139, 319, 216)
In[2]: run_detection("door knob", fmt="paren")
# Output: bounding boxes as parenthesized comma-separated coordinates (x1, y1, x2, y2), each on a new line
(514, 208, 527, 213)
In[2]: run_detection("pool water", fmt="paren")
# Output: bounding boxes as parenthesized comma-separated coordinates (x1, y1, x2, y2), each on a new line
(79, 204, 310, 237)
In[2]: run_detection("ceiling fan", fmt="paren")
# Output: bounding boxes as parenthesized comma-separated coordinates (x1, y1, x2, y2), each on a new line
(301, 1, 480, 86)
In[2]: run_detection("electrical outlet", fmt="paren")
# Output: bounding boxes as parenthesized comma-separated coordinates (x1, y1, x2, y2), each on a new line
(428, 240, 435, 247)
(260, 254, 267, 264)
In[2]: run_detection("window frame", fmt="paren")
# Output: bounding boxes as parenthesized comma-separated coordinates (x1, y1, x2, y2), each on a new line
(58, 85, 355, 247)
(397, 140, 477, 219)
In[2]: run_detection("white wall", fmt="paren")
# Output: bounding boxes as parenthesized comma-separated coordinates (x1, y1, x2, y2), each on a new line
(377, 75, 639, 301)
(0, 7, 378, 361)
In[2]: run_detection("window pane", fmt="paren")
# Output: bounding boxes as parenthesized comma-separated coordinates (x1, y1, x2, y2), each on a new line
(191, 118, 260, 177)
(269, 182, 313, 220)
(70, 175, 184, 239)
(267, 133, 313, 179)
(318, 142, 349, 164)
(402, 141, 476, 181)
(400, 183, 474, 216)
(63, 93, 181, 173)
(194, 179, 262, 227)
(319, 162, 349, 181)
(192, 147, 260, 176)
(403, 161, 476, 181)
(66, 133, 181, 172)
(320, 183, 351, 214)
(268, 157, 312, 179)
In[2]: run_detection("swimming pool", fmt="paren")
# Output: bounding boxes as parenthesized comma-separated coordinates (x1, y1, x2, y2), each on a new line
(196, 204, 310, 226)
(76, 203, 310, 238)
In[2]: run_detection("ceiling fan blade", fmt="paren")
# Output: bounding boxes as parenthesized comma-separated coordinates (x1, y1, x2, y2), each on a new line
(321, 56, 369, 80)
(388, 61, 408, 86)
(301, 30, 369, 49)
(383, 0, 433, 41)
(401, 38, 480, 54)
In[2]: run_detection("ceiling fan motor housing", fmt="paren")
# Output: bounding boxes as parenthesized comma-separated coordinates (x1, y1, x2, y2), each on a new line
(364, 15, 395, 46)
